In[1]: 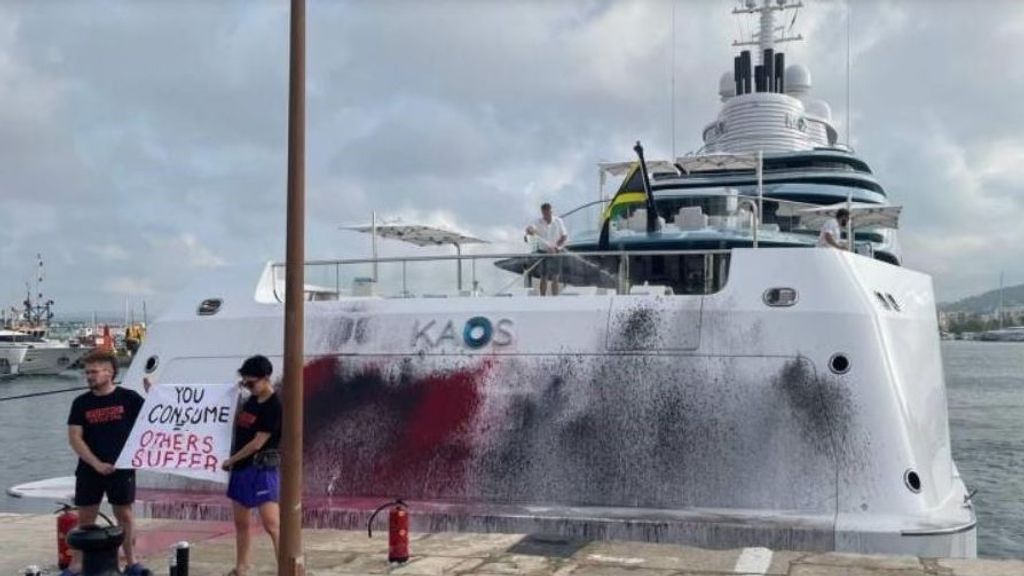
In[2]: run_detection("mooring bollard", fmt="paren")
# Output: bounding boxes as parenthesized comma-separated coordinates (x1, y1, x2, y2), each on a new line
(175, 542, 190, 576)
(168, 550, 177, 576)
(24, 565, 41, 576)
(66, 524, 124, 576)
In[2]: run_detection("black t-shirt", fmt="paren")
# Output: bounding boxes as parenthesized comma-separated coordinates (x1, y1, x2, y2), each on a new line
(231, 392, 282, 470)
(67, 387, 145, 475)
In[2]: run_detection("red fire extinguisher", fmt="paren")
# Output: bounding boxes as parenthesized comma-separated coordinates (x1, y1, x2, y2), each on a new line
(367, 499, 409, 563)
(55, 502, 79, 570)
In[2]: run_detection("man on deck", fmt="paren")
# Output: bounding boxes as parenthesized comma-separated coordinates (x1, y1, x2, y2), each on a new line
(525, 202, 569, 295)
(817, 208, 850, 249)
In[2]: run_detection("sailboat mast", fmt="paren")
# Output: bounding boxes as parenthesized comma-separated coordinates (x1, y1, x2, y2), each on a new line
(999, 271, 1004, 329)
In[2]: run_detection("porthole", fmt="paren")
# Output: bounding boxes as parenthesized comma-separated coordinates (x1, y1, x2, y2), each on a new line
(763, 287, 799, 307)
(829, 353, 851, 375)
(197, 298, 222, 316)
(904, 469, 922, 493)
(144, 355, 159, 374)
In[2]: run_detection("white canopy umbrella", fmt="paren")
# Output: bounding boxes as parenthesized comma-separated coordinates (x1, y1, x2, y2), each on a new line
(340, 223, 487, 247)
(598, 159, 678, 177)
(340, 218, 488, 291)
(675, 153, 761, 174)
(798, 203, 903, 230)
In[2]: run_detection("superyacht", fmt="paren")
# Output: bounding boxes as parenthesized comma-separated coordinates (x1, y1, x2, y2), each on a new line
(123, 1, 975, 557)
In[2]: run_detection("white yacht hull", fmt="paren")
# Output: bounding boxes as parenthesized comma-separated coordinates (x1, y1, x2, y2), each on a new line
(0, 346, 28, 378)
(18, 345, 88, 376)
(123, 248, 976, 557)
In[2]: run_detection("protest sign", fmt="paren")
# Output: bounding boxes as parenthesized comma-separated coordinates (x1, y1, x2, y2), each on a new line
(116, 383, 238, 483)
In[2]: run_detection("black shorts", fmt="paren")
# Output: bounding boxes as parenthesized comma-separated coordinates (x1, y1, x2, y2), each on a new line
(536, 254, 563, 279)
(74, 468, 136, 507)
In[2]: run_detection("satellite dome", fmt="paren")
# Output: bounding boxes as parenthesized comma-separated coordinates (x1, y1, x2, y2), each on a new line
(784, 64, 812, 97)
(719, 71, 736, 101)
(805, 99, 832, 121)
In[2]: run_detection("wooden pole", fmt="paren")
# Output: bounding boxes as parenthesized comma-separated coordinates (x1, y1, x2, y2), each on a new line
(279, 0, 306, 574)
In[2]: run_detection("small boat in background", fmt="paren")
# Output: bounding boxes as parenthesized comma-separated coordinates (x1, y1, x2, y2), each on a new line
(0, 331, 29, 379)
(2, 254, 91, 376)
(977, 327, 1024, 342)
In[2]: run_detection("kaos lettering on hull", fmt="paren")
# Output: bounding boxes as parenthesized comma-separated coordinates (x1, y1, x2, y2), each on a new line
(412, 317, 514, 349)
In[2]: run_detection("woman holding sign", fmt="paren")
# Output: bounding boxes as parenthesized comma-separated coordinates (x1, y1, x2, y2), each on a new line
(221, 355, 282, 576)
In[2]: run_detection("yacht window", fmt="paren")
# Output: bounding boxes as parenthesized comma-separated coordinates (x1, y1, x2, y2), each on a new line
(649, 182, 889, 236)
(539, 252, 730, 296)
(627, 253, 730, 295)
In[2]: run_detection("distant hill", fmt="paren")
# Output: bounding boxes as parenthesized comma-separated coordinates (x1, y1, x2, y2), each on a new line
(940, 283, 1024, 314)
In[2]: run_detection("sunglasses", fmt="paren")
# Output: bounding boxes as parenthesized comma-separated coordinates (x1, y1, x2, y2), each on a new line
(239, 377, 262, 387)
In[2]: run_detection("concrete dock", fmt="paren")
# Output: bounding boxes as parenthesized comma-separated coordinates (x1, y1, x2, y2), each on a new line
(1, 513, 1019, 576)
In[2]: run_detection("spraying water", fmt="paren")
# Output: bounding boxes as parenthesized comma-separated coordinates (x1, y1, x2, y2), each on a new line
(524, 233, 620, 290)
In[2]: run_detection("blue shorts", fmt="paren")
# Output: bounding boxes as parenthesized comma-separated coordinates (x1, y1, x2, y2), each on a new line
(227, 466, 279, 509)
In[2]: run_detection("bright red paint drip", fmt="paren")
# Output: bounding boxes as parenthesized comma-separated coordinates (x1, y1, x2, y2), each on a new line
(300, 355, 492, 498)
(302, 356, 336, 398)
(402, 363, 488, 454)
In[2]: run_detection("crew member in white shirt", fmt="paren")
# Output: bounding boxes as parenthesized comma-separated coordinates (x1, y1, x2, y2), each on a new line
(817, 208, 849, 249)
(525, 203, 569, 296)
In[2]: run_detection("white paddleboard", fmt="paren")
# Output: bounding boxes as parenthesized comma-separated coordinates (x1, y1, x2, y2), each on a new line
(7, 476, 75, 500)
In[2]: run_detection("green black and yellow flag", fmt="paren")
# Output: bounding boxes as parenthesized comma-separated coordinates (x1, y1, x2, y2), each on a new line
(598, 162, 653, 248)
(601, 163, 649, 223)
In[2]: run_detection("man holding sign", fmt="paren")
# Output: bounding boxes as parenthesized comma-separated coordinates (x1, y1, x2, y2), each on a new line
(222, 355, 282, 576)
(66, 351, 147, 576)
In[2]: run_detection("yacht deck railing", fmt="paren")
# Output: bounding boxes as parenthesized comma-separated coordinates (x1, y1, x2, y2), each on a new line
(559, 192, 852, 246)
(268, 249, 733, 303)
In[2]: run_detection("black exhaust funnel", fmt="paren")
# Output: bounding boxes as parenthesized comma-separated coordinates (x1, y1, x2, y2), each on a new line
(763, 48, 774, 92)
(740, 50, 752, 94)
(775, 52, 785, 93)
(734, 55, 743, 96)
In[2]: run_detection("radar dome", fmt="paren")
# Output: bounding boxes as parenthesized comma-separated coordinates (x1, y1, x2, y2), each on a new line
(805, 99, 832, 121)
(719, 71, 736, 101)
(784, 64, 811, 97)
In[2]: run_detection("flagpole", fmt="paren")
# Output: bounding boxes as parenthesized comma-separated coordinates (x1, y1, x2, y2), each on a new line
(280, 0, 306, 575)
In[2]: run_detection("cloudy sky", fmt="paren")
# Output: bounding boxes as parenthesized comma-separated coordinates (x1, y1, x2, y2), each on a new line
(0, 0, 1020, 316)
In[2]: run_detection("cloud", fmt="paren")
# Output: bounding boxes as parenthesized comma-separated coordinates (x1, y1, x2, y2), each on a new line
(150, 233, 227, 269)
(87, 244, 131, 262)
(0, 0, 1021, 312)
(103, 276, 156, 297)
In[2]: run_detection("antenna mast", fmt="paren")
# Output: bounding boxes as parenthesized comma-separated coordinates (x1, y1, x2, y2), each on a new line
(22, 253, 53, 328)
(732, 0, 803, 60)
(671, 1, 677, 160)
(846, 0, 852, 146)
(999, 271, 1005, 330)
